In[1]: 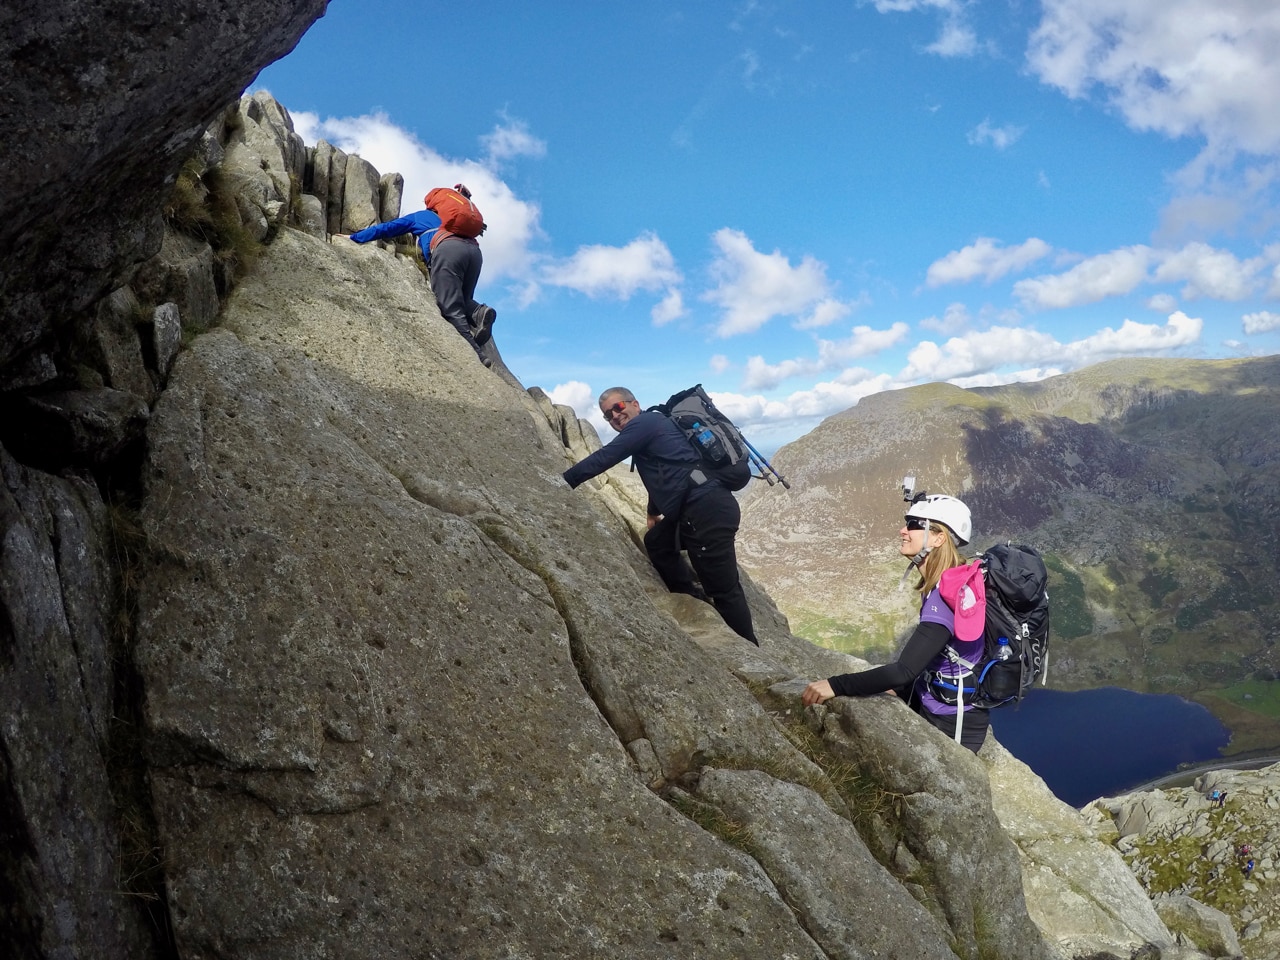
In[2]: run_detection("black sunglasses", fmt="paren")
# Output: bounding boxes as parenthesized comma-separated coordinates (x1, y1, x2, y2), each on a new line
(603, 401, 630, 419)
(905, 517, 929, 531)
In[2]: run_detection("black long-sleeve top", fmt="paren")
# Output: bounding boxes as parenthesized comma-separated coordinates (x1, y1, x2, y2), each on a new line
(563, 410, 710, 518)
(829, 620, 952, 697)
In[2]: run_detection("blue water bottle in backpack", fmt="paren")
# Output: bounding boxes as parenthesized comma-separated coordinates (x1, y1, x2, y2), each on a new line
(689, 420, 728, 465)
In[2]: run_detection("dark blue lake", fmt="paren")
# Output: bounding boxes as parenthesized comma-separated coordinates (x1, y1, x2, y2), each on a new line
(988, 686, 1230, 807)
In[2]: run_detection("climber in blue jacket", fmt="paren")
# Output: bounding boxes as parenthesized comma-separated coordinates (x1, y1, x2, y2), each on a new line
(347, 209, 441, 263)
(342, 199, 497, 365)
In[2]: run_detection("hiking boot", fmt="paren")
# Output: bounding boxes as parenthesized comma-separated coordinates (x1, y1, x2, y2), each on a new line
(472, 304, 497, 346)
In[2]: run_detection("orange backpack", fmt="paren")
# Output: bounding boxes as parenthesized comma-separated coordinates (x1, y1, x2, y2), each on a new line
(424, 186, 485, 239)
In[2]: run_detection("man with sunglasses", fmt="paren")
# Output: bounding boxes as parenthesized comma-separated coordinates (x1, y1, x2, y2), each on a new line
(563, 387, 759, 646)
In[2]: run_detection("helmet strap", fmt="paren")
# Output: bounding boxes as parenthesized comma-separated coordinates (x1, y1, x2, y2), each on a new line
(898, 520, 933, 587)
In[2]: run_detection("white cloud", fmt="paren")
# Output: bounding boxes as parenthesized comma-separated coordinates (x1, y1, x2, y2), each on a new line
(652, 288, 685, 325)
(1014, 246, 1154, 309)
(702, 228, 834, 337)
(927, 20, 979, 57)
(548, 381, 606, 438)
(709, 354, 732, 374)
(926, 237, 1052, 287)
(283, 107, 543, 284)
(743, 356, 820, 391)
(967, 119, 1026, 150)
(1027, 0, 1280, 158)
(1146, 292, 1179, 312)
(481, 117, 548, 165)
(949, 366, 1067, 389)
(919, 302, 975, 333)
(901, 327, 1061, 381)
(1154, 192, 1249, 243)
(1012, 241, 1265, 310)
(712, 373, 898, 431)
(742, 322, 911, 389)
(1243, 311, 1280, 334)
(901, 311, 1202, 381)
(794, 297, 857, 330)
(1151, 241, 1263, 300)
(868, 0, 982, 61)
(704, 310, 1205, 442)
(543, 232, 682, 299)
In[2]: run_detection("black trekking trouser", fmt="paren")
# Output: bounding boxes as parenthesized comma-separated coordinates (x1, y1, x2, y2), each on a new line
(643, 487, 758, 644)
(429, 236, 484, 355)
(915, 702, 990, 753)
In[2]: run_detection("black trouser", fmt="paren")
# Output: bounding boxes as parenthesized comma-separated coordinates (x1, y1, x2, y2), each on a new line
(643, 487, 758, 644)
(429, 237, 484, 355)
(915, 702, 989, 753)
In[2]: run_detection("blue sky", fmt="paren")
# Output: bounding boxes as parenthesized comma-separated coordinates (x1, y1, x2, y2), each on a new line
(254, 0, 1280, 449)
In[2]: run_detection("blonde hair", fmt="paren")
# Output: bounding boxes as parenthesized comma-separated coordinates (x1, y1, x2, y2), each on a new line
(913, 526, 965, 596)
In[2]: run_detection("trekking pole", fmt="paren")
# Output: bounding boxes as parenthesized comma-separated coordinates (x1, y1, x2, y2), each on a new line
(749, 449, 787, 488)
(747, 450, 776, 485)
(743, 438, 790, 489)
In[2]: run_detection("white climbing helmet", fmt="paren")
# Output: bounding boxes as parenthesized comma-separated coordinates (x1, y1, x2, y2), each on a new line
(905, 494, 972, 547)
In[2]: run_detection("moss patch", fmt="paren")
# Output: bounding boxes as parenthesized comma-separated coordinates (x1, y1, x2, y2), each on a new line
(1041, 553, 1092, 639)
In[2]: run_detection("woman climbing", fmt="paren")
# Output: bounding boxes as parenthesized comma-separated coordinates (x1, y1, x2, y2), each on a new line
(802, 494, 991, 753)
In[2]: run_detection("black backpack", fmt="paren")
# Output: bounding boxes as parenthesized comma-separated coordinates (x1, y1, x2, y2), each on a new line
(928, 542, 1050, 710)
(650, 384, 753, 492)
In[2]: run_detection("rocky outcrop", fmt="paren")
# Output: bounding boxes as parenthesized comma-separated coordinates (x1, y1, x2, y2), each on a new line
(1088, 764, 1280, 959)
(0, 5, 1236, 958)
(118, 218, 1183, 959)
(985, 740, 1176, 958)
(0, 449, 156, 960)
(2, 6, 326, 956)
(0, 0, 330, 382)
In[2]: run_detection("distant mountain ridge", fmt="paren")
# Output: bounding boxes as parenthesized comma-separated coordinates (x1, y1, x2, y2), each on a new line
(739, 355, 1280, 748)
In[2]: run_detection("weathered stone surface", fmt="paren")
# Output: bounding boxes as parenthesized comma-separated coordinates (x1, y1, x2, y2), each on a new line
(1093, 764, 1280, 957)
(132, 229, 220, 335)
(0, 0, 329, 379)
(806, 693, 1059, 960)
(341, 155, 383, 233)
(135, 229, 832, 958)
(0, 446, 154, 960)
(696, 767, 960, 960)
(310, 139, 334, 229)
(983, 740, 1176, 959)
(1156, 896, 1242, 958)
(2, 388, 148, 470)
(298, 193, 327, 238)
(83, 285, 156, 404)
(325, 145, 349, 235)
(379, 171, 404, 223)
(152, 302, 183, 382)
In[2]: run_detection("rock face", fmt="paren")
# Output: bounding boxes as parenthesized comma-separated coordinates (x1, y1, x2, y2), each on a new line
(0, 5, 1235, 958)
(0, 449, 156, 960)
(0, 0, 330, 381)
(122, 220, 1172, 960)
